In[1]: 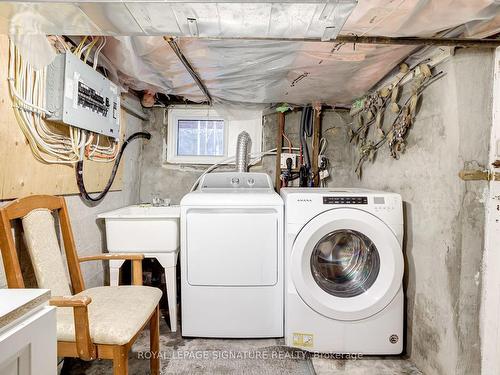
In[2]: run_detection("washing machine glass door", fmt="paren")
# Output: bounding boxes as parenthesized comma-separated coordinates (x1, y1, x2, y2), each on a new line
(291, 208, 403, 321)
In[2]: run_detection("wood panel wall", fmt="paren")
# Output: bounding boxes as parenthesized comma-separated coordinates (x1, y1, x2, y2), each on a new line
(0, 35, 126, 200)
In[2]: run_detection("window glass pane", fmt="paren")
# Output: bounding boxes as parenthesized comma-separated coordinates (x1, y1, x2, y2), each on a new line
(177, 119, 225, 156)
(310, 229, 380, 298)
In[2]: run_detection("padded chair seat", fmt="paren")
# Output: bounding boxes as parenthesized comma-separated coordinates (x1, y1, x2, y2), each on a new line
(56, 286, 162, 345)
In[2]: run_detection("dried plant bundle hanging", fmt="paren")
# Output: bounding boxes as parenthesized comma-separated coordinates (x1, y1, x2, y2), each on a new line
(349, 60, 445, 178)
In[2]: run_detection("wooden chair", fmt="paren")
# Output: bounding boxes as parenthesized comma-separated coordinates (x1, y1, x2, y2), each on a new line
(0, 195, 161, 375)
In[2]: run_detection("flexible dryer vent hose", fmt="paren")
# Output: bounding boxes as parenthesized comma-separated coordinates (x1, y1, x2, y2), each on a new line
(235, 131, 252, 173)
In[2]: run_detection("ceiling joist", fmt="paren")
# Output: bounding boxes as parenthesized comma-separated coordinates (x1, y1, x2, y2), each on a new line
(186, 35, 500, 49)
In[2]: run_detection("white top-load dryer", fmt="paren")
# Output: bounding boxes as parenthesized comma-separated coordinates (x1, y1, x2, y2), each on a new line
(180, 172, 283, 337)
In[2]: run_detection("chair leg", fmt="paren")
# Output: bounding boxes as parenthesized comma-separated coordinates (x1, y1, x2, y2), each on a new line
(150, 305, 160, 375)
(113, 345, 129, 375)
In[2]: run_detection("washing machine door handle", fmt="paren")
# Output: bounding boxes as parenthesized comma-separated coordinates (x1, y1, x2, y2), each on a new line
(291, 208, 404, 321)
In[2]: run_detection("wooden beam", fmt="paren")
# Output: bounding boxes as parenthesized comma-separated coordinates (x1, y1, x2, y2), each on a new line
(275, 112, 285, 192)
(188, 35, 500, 49)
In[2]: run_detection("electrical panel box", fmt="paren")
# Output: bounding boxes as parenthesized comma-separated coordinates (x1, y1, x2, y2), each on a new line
(45, 52, 120, 138)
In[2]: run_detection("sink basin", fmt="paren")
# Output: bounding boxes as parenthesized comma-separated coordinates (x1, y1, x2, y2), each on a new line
(98, 205, 180, 253)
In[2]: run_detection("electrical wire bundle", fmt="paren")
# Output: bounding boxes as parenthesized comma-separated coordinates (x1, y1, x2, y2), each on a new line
(8, 36, 118, 164)
(299, 106, 314, 187)
(9, 39, 79, 164)
(8, 36, 151, 203)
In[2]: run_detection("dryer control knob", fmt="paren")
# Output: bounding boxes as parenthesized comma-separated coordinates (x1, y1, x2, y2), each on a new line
(231, 177, 240, 185)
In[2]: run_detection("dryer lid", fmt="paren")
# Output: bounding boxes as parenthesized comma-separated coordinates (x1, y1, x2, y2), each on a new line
(291, 207, 403, 321)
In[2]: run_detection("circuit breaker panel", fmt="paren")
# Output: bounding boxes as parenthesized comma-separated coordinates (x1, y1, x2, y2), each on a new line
(45, 52, 120, 138)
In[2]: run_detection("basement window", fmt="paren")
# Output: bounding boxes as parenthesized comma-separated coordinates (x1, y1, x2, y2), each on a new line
(177, 119, 225, 157)
(166, 106, 262, 165)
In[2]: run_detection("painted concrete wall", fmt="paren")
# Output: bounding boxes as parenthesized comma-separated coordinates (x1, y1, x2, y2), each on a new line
(480, 47, 500, 375)
(0, 111, 144, 289)
(140, 108, 268, 204)
(64, 112, 144, 288)
(140, 109, 206, 205)
(139, 108, 354, 204)
(346, 49, 494, 375)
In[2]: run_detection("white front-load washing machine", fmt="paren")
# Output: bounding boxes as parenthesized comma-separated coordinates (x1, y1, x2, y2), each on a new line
(281, 188, 404, 354)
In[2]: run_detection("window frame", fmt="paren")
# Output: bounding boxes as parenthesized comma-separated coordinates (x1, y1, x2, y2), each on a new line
(166, 107, 229, 165)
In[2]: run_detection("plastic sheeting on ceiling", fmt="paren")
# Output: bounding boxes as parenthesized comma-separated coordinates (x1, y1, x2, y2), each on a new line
(1, 0, 499, 105)
(102, 0, 500, 105)
(103, 37, 417, 105)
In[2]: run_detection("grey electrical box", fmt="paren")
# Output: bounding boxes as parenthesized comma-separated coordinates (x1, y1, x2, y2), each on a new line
(45, 52, 120, 138)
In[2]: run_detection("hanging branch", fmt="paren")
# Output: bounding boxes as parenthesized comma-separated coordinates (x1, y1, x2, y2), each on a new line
(376, 71, 444, 154)
(348, 58, 431, 144)
(349, 60, 445, 178)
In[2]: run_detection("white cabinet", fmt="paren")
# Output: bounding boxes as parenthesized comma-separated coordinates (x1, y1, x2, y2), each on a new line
(0, 290, 56, 375)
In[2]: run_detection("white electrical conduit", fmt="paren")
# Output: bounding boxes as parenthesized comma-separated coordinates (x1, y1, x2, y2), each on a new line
(190, 147, 301, 192)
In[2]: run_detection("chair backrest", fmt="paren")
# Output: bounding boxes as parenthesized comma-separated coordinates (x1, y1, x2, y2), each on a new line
(0, 195, 85, 294)
(22, 209, 72, 296)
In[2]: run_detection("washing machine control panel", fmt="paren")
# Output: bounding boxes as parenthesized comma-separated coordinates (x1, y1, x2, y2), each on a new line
(323, 196, 368, 205)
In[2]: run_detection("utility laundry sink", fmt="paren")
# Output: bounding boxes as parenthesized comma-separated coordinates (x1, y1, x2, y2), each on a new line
(98, 205, 180, 253)
(98, 204, 180, 332)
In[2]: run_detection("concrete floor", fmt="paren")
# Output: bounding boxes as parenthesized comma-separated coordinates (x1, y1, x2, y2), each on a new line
(61, 312, 422, 375)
